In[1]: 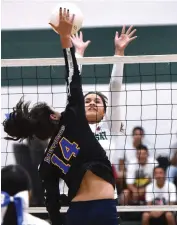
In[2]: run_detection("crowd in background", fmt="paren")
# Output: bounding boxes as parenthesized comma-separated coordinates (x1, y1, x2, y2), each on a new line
(113, 126, 177, 224)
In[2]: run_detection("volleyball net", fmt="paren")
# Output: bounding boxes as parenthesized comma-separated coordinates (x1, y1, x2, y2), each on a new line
(1, 55, 177, 216)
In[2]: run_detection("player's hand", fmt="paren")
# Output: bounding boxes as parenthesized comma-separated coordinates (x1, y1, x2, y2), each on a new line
(114, 26, 137, 56)
(71, 32, 91, 57)
(49, 8, 74, 37)
(49, 8, 74, 48)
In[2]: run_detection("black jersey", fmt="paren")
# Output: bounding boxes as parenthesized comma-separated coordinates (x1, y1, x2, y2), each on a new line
(38, 47, 115, 225)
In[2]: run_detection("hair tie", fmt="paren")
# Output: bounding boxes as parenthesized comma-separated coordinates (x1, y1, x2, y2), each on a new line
(1, 191, 27, 225)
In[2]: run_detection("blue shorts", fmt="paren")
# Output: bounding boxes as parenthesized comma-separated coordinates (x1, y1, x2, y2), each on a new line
(65, 199, 119, 225)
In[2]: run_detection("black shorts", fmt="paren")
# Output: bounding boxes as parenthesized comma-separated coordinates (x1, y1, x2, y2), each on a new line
(150, 212, 167, 225)
(65, 199, 119, 225)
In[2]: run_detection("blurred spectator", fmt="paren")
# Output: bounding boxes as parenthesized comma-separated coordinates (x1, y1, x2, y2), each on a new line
(28, 138, 48, 206)
(120, 145, 158, 205)
(142, 166, 176, 225)
(156, 155, 169, 173)
(13, 137, 48, 206)
(119, 126, 145, 168)
(154, 136, 177, 172)
(166, 145, 177, 184)
(113, 127, 145, 194)
(1, 165, 49, 225)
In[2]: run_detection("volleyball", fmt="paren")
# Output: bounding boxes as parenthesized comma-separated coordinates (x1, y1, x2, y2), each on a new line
(49, 2, 84, 35)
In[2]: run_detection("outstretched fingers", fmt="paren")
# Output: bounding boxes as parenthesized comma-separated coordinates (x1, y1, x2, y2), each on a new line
(63, 8, 67, 19)
(128, 29, 137, 38)
(121, 25, 126, 34)
(115, 31, 119, 39)
(79, 31, 83, 40)
(59, 7, 63, 20)
(129, 36, 137, 42)
(126, 25, 133, 35)
(70, 13, 75, 24)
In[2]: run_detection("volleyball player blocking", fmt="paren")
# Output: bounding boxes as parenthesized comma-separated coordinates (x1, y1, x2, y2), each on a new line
(61, 24, 137, 198)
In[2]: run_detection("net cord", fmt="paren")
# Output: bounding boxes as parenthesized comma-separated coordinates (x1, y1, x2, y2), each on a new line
(28, 205, 177, 213)
(1, 54, 177, 67)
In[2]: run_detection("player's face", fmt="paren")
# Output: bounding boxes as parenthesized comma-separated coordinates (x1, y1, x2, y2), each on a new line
(84, 93, 105, 123)
(136, 149, 148, 164)
(154, 168, 165, 182)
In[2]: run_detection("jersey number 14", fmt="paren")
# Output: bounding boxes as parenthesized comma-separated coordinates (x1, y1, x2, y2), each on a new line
(51, 137, 80, 174)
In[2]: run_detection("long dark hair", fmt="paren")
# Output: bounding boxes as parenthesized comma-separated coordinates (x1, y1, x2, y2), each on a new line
(1, 165, 32, 225)
(3, 98, 58, 141)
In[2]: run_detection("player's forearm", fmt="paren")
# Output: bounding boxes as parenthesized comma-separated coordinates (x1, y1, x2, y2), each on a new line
(63, 45, 85, 108)
(63, 46, 80, 83)
(75, 52, 83, 74)
(106, 60, 124, 133)
(110, 46, 124, 88)
(109, 58, 124, 91)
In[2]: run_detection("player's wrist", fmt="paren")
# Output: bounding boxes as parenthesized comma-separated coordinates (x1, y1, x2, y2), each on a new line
(75, 49, 85, 57)
(60, 36, 72, 49)
(115, 48, 124, 56)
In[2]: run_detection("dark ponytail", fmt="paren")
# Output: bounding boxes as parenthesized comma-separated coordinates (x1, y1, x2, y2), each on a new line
(3, 203, 18, 225)
(3, 97, 58, 141)
(3, 98, 36, 141)
(1, 165, 32, 225)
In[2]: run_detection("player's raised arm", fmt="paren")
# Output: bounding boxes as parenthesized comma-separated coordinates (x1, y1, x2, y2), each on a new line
(50, 8, 85, 109)
(106, 26, 137, 134)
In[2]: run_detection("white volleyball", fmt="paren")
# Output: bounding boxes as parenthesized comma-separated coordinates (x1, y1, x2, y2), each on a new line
(49, 2, 84, 35)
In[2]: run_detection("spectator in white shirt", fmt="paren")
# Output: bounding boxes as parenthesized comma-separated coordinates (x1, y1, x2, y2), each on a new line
(119, 126, 145, 168)
(120, 145, 158, 205)
(114, 127, 145, 194)
(1, 165, 49, 225)
(142, 166, 176, 225)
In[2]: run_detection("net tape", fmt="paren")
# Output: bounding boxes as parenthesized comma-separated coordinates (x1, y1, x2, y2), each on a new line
(2, 54, 177, 67)
(28, 205, 177, 213)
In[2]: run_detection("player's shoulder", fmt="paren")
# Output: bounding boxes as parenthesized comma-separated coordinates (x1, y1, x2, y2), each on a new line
(23, 212, 50, 225)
